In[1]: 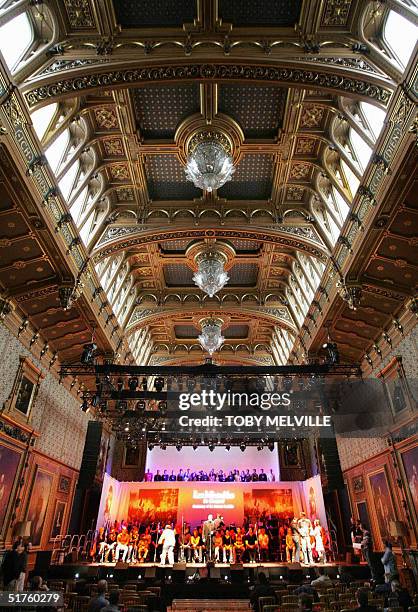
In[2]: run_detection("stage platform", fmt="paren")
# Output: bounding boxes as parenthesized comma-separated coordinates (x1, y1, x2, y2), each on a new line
(43, 560, 372, 583)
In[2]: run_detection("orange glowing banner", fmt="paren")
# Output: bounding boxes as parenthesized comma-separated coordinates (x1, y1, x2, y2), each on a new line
(97, 475, 329, 530)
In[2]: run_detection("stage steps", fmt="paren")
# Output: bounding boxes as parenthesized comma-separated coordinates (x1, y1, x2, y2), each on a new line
(170, 599, 251, 611)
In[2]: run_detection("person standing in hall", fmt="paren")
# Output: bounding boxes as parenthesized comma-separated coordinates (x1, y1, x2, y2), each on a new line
(245, 527, 258, 563)
(158, 524, 176, 566)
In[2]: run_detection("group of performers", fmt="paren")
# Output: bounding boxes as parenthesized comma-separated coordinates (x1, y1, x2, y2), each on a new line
(93, 512, 329, 566)
(147, 468, 275, 482)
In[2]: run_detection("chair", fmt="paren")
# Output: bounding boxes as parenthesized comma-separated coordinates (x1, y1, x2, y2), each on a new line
(282, 595, 299, 604)
(72, 595, 90, 612)
(259, 596, 275, 612)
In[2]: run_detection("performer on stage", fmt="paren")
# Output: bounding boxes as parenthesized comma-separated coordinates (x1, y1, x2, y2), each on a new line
(158, 524, 175, 566)
(286, 527, 296, 562)
(137, 531, 150, 563)
(202, 514, 215, 561)
(290, 517, 301, 562)
(127, 526, 139, 563)
(258, 527, 269, 562)
(311, 519, 326, 563)
(213, 530, 223, 563)
(244, 527, 258, 564)
(190, 528, 203, 563)
(115, 526, 130, 562)
(234, 527, 245, 563)
(298, 512, 313, 565)
(223, 529, 234, 564)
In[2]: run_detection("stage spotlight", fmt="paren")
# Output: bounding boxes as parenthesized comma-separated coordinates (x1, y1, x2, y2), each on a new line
(257, 444, 263, 451)
(283, 376, 293, 392)
(208, 443, 215, 452)
(225, 444, 231, 451)
(124, 424, 129, 432)
(148, 442, 154, 451)
(141, 377, 148, 391)
(158, 400, 167, 413)
(80, 398, 89, 412)
(176, 443, 182, 452)
(80, 342, 97, 364)
(74, 573, 80, 579)
(240, 442, 246, 452)
(128, 376, 139, 390)
(192, 442, 198, 450)
(268, 441, 275, 452)
(160, 443, 167, 450)
(117, 377, 124, 392)
(154, 376, 164, 392)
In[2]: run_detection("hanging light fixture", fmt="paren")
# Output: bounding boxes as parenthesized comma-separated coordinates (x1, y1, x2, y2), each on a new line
(198, 318, 224, 355)
(193, 249, 229, 297)
(185, 131, 235, 192)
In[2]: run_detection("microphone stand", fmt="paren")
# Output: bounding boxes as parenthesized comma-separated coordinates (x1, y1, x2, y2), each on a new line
(153, 522, 160, 563)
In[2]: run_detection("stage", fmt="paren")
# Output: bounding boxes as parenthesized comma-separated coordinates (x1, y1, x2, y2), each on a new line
(43, 560, 372, 583)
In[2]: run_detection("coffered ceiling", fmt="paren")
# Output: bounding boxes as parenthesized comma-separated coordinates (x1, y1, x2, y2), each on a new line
(0, 0, 416, 370)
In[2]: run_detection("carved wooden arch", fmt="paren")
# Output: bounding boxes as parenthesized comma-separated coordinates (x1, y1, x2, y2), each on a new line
(125, 306, 297, 337)
(92, 226, 329, 263)
(23, 60, 393, 110)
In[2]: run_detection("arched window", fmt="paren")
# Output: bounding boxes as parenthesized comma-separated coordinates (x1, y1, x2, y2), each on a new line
(0, 12, 33, 71)
(349, 128, 373, 171)
(359, 102, 386, 141)
(45, 129, 69, 173)
(31, 104, 58, 141)
(58, 160, 79, 200)
(384, 10, 417, 68)
(341, 160, 360, 197)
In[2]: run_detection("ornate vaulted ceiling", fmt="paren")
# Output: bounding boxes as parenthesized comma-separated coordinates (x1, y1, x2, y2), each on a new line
(0, 0, 416, 370)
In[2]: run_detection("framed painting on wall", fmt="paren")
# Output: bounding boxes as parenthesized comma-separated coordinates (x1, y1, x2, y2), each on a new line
(4, 357, 44, 423)
(352, 475, 365, 494)
(58, 475, 71, 495)
(0, 441, 22, 533)
(368, 468, 396, 545)
(26, 467, 53, 547)
(50, 500, 66, 540)
(401, 444, 418, 518)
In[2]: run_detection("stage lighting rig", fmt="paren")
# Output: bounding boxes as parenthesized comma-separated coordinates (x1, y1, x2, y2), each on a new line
(148, 442, 154, 451)
(141, 377, 148, 391)
(136, 400, 146, 412)
(160, 443, 167, 450)
(116, 377, 124, 392)
(176, 443, 182, 451)
(240, 442, 246, 452)
(192, 442, 198, 450)
(128, 376, 139, 391)
(154, 376, 164, 392)
(158, 401, 167, 413)
(208, 442, 215, 452)
(267, 441, 275, 451)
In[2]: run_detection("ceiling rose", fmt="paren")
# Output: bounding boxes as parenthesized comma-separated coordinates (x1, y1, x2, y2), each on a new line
(198, 317, 224, 355)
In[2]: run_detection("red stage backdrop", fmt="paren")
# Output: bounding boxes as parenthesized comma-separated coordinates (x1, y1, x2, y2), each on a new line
(97, 474, 327, 530)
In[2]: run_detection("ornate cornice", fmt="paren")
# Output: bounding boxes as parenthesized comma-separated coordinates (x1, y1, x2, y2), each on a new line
(92, 225, 328, 263)
(23, 61, 392, 109)
(126, 305, 296, 335)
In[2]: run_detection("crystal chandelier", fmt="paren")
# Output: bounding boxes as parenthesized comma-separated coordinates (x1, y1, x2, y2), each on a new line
(193, 250, 229, 297)
(198, 318, 224, 355)
(185, 135, 235, 192)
